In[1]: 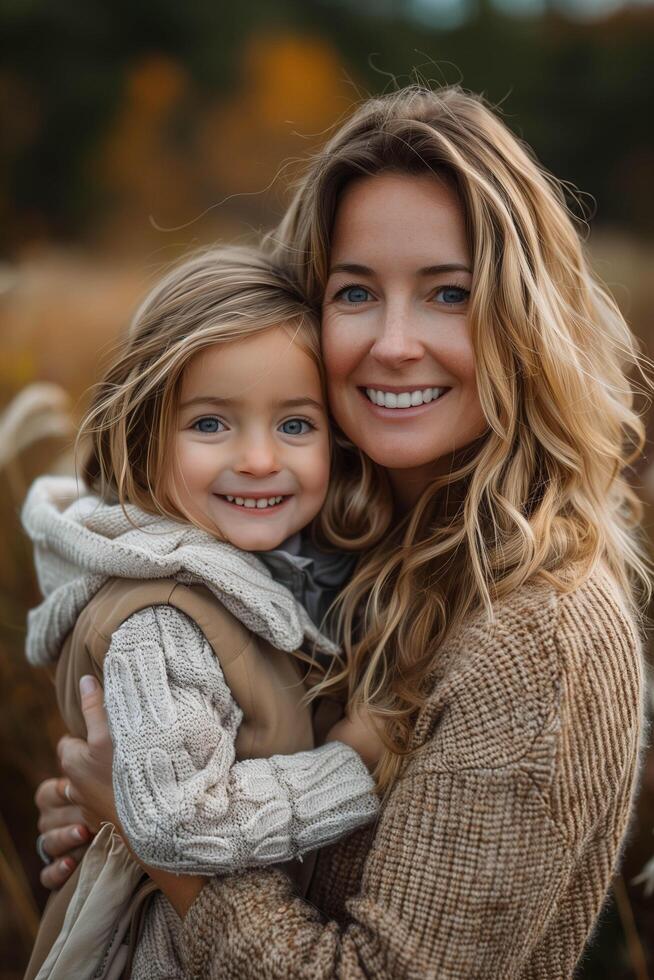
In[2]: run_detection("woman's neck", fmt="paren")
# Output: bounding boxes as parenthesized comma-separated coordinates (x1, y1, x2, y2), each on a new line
(387, 436, 488, 514)
(386, 456, 457, 515)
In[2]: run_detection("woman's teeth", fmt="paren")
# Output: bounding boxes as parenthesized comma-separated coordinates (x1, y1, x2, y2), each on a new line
(224, 495, 284, 509)
(365, 387, 447, 408)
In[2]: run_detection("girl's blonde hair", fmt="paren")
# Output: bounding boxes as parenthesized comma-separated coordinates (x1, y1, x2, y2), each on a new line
(80, 245, 322, 520)
(270, 84, 653, 789)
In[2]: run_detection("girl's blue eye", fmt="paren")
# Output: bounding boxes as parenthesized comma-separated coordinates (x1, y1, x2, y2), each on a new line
(338, 285, 372, 304)
(435, 285, 470, 306)
(279, 418, 313, 436)
(193, 417, 225, 433)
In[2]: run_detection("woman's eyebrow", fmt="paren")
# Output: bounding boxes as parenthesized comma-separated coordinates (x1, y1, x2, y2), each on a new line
(419, 263, 472, 275)
(329, 262, 472, 276)
(329, 263, 374, 276)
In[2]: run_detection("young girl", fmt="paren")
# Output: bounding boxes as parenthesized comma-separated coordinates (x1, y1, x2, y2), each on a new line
(22, 246, 380, 979)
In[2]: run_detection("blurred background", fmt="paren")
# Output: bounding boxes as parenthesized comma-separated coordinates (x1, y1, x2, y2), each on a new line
(1, 0, 653, 976)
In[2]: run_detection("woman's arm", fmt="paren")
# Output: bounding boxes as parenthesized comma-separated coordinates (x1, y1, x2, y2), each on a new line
(170, 576, 642, 978)
(91, 604, 378, 874)
(59, 680, 573, 973)
(174, 759, 575, 979)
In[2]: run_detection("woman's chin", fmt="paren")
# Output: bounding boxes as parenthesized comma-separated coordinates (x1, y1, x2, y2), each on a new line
(361, 438, 453, 472)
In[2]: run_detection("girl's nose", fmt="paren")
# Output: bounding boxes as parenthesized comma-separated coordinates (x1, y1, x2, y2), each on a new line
(235, 436, 281, 478)
(370, 305, 424, 368)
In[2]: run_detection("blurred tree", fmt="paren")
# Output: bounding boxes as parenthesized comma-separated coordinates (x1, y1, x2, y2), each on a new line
(1, 0, 653, 255)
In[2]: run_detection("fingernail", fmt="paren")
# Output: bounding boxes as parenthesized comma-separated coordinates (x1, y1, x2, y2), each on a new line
(80, 675, 97, 696)
(72, 827, 84, 842)
(60, 858, 74, 872)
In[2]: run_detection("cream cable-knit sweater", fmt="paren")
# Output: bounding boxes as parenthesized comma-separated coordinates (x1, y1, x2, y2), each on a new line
(23, 478, 378, 977)
(177, 563, 646, 979)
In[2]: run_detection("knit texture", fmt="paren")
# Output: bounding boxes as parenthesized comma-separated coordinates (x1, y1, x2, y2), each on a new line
(179, 564, 645, 979)
(22, 476, 339, 665)
(22, 476, 378, 980)
(131, 893, 184, 979)
(105, 605, 377, 874)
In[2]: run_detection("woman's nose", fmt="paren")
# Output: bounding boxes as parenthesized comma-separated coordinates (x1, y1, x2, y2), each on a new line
(370, 304, 424, 368)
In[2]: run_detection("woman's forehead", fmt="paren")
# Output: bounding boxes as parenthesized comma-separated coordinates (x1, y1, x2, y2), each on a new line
(330, 173, 470, 270)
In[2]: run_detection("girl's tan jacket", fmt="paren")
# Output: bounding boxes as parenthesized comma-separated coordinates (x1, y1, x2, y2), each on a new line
(26, 576, 339, 980)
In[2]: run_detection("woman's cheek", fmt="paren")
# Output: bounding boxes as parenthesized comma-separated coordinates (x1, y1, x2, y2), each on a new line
(321, 316, 366, 430)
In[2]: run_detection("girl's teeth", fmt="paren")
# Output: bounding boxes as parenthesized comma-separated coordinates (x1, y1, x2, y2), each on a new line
(365, 387, 446, 409)
(223, 495, 284, 509)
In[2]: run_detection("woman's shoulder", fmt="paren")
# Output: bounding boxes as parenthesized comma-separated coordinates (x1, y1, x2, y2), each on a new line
(457, 559, 641, 666)
(411, 562, 644, 768)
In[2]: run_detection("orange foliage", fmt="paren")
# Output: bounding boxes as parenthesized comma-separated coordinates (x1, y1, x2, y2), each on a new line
(92, 55, 200, 244)
(245, 35, 351, 130)
(197, 34, 353, 194)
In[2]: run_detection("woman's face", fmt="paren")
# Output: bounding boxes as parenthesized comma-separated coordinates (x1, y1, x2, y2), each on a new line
(322, 172, 487, 505)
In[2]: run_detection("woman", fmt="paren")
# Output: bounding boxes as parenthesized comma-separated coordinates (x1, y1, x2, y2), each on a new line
(34, 85, 649, 978)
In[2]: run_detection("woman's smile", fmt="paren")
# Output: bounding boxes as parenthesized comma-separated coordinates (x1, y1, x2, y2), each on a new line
(360, 385, 451, 414)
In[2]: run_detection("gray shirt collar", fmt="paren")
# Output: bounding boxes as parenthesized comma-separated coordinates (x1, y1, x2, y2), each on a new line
(257, 534, 356, 636)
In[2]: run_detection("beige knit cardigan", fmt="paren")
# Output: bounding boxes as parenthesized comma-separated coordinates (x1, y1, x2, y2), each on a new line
(177, 563, 645, 979)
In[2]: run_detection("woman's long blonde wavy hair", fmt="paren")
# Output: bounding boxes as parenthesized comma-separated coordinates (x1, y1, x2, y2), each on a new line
(270, 85, 653, 790)
(79, 245, 323, 521)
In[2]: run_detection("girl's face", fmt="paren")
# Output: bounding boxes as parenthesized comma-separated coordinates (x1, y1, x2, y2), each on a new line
(171, 327, 330, 551)
(322, 172, 488, 508)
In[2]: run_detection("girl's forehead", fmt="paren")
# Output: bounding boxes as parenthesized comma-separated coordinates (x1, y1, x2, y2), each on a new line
(179, 328, 324, 406)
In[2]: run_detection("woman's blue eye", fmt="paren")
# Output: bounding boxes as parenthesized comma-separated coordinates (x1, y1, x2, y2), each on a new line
(339, 285, 372, 304)
(193, 417, 224, 433)
(279, 418, 313, 436)
(435, 285, 470, 305)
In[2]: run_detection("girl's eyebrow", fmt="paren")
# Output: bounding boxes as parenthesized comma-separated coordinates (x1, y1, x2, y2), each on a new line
(280, 397, 324, 411)
(329, 262, 472, 276)
(179, 395, 324, 411)
(179, 395, 238, 409)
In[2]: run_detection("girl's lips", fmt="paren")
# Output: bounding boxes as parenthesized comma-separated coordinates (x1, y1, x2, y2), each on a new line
(357, 386, 451, 419)
(213, 494, 292, 515)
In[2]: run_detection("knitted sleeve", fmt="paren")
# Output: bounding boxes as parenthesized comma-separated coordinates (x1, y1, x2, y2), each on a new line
(103, 605, 377, 875)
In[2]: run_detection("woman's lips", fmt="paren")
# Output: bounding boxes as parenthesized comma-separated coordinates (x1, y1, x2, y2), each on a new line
(357, 386, 451, 418)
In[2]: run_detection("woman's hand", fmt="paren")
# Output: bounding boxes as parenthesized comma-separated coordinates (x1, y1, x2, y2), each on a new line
(59, 678, 207, 918)
(34, 676, 115, 889)
(326, 702, 385, 773)
(34, 777, 93, 889)
(57, 675, 118, 832)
